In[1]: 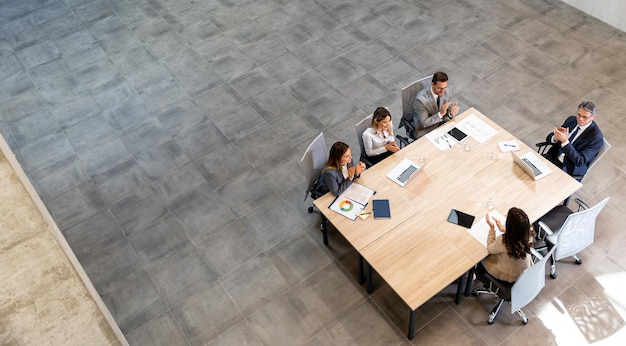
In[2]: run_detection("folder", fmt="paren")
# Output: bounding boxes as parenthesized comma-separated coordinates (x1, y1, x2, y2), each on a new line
(372, 199, 391, 219)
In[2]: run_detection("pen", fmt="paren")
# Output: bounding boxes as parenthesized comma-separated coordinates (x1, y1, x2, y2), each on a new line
(360, 212, 371, 215)
(444, 137, 451, 148)
(504, 144, 516, 147)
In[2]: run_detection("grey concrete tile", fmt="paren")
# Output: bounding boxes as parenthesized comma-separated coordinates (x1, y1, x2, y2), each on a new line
(109, 45, 158, 75)
(256, 147, 307, 195)
(368, 57, 421, 93)
(46, 180, 106, 230)
(168, 183, 237, 244)
(317, 56, 366, 89)
(0, 70, 33, 104)
(375, 1, 426, 27)
(172, 281, 242, 345)
(0, 53, 24, 81)
(101, 97, 151, 133)
(205, 320, 263, 346)
(162, 47, 205, 78)
(454, 13, 501, 45)
(80, 238, 143, 295)
(229, 67, 280, 101)
(193, 33, 235, 64)
(19, 129, 75, 173)
(261, 52, 309, 85)
(287, 70, 334, 104)
(120, 117, 170, 156)
(180, 17, 222, 45)
(383, 16, 447, 55)
(224, 22, 268, 46)
(481, 31, 532, 61)
(62, 209, 126, 262)
(15, 39, 61, 69)
(216, 169, 275, 218)
(242, 36, 289, 66)
(31, 154, 91, 200)
(10, 109, 62, 148)
(267, 231, 332, 285)
(509, 17, 560, 47)
(93, 159, 148, 205)
(176, 64, 223, 97)
(87, 14, 128, 41)
(398, 42, 452, 76)
(292, 39, 338, 69)
(248, 85, 303, 123)
(0, 87, 47, 123)
(544, 65, 601, 101)
(110, 183, 168, 236)
(212, 103, 267, 141)
(484, 63, 539, 99)
(157, 163, 208, 203)
(275, 23, 319, 51)
(337, 73, 390, 109)
(38, 74, 85, 105)
(52, 29, 97, 57)
(239, 195, 304, 250)
(74, 59, 121, 90)
(127, 313, 189, 346)
(136, 140, 191, 182)
(453, 45, 506, 79)
(37, 13, 84, 39)
(89, 76, 136, 111)
(145, 243, 215, 306)
(233, 125, 289, 167)
(267, 110, 324, 148)
(194, 143, 252, 188)
(196, 220, 262, 279)
(561, 19, 615, 49)
(194, 84, 245, 117)
(510, 46, 563, 80)
(210, 48, 258, 82)
(325, 300, 405, 344)
(305, 89, 360, 127)
(175, 119, 228, 160)
(3, 17, 46, 50)
(220, 252, 290, 316)
(63, 42, 109, 72)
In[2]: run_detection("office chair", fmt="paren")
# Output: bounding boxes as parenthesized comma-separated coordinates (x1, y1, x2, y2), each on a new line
(534, 197, 609, 279)
(396, 75, 433, 147)
(535, 138, 611, 183)
(355, 114, 375, 168)
(298, 132, 330, 245)
(472, 247, 556, 325)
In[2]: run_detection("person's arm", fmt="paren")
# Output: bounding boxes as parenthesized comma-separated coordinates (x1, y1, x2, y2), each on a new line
(414, 98, 443, 129)
(363, 130, 387, 156)
(562, 129, 604, 167)
(323, 169, 353, 196)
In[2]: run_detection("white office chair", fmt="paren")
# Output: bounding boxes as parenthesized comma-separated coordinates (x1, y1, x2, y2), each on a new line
(397, 75, 433, 146)
(355, 114, 375, 168)
(535, 197, 610, 278)
(473, 247, 556, 325)
(298, 132, 330, 245)
(536, 138, 610, 183)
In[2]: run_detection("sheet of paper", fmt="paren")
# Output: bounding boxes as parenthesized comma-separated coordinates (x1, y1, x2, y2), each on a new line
(426, 130, 454, 151)
(498, 140, 520, 152)
(329, 197, 365, 221)
(456, 113, 498, 143)
(340, 182, 376, 206)
(468, 209, 505, 246)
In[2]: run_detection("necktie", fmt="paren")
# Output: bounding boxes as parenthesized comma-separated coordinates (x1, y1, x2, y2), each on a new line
(437, 96, 442, 111)
(569, 126, 579, 143)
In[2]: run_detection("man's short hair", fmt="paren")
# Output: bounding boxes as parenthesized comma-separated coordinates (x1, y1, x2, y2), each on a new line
(579, 100, 597, 115)
(432, 71, 449, 84)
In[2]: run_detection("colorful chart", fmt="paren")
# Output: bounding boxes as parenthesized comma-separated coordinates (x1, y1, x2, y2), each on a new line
(339, 200, 353, 212)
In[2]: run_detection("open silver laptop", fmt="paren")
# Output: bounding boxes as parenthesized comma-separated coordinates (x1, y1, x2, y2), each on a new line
(511, 151, 553, 181)
(386, 158, 423, 187)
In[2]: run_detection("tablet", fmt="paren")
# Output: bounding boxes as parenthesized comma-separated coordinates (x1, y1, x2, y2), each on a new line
(447, 127, 468, 142)
(447, 209, 475, 228)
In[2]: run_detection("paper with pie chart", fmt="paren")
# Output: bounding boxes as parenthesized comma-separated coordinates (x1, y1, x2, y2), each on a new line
(328, 183, 376, 220)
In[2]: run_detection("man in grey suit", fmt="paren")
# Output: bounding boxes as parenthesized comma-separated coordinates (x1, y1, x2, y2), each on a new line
(412, 71, 459, 139)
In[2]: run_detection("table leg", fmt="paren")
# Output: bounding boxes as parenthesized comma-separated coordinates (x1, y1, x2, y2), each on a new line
(465, 266, 476, 296)
(367, 262, 373, 294)
(408, 309, 416, 340)
(358, 254, 365, 285)
(321, 214, 328, 246)
(455, 274, 466, 305)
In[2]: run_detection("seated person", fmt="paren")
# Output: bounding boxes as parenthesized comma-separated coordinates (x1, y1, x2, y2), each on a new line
(481, 208, 534, 283)
(362, 107, 400, 166)
(412, 71, 460, 139)
(313, 142, 366, 196)
(543, 100, 604, 180)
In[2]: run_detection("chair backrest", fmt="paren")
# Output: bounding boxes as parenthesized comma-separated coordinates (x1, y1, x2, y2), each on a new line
(510, 246, 556, 313)
(554, 197, 609, 261)
(581, 138, 610, 182)
(400, 75, 433, 123)
(299, 132, 327, 201)
(355, 114, 374, 166)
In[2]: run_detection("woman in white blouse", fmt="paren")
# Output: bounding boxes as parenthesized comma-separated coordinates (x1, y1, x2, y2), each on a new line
(362, 107, 400, 166)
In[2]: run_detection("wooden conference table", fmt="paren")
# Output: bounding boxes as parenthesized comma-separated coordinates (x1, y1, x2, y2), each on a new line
(314, 108, 581, 340)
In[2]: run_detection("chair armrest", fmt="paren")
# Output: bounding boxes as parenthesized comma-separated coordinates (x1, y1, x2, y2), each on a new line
(536, 220, 554, 239)
(396, 135, 411, 148)
(535, 141, 551, 155)
(530, 248, 543, 262)
(573, 198, 589, 211)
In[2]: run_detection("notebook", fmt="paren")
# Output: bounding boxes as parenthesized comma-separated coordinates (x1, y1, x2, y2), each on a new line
(511, 151, 553, 181)
(372, 199, 391, 219)
(386, 158, 423, 187)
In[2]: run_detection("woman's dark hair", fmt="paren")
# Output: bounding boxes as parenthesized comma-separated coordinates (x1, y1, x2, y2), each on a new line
(324, 141, 349, 171)
(503, 207, 532, 259)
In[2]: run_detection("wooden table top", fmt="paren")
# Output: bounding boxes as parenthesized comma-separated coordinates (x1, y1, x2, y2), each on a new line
(314, 108, 581, 310)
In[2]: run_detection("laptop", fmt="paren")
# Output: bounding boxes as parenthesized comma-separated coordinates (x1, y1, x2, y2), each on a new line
(511, 151, 553, 181)
(386, 158, 423, 187)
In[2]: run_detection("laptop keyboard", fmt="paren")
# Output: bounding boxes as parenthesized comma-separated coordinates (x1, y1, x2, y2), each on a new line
(521, 158, 542, 177)
(397, 165, 418, 183)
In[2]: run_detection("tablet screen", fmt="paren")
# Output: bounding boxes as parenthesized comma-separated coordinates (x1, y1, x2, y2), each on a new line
(447, 209, 475, 228)
(447, 127, 468, 142)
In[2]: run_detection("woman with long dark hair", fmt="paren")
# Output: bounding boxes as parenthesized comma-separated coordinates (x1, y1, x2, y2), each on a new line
(314, 142, 365, 196)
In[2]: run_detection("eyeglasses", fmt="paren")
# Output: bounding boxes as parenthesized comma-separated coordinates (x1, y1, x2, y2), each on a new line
(576, 112, 595, 120)
(433, 85, 448, 92)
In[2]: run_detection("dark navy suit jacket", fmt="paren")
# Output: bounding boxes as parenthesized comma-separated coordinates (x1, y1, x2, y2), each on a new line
(545, 116, 604, 178)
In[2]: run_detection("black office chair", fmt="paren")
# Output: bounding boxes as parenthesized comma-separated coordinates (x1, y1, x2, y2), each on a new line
(472, 247, 555, 325)
(396, 75, 433, 147)
(534, 197, 609, 279)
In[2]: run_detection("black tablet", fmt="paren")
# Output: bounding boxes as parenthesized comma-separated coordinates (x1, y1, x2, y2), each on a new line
(447, 127, 468, 142)
(447, 209, 475, 228)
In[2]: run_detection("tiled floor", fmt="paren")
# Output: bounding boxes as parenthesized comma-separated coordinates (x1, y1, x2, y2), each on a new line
(2, 0, 626, 344)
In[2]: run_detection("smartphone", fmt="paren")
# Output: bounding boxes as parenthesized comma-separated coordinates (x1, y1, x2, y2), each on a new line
(447, 209, 475, 228)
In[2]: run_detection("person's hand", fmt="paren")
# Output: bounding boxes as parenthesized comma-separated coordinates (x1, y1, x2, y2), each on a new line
(495, 219, 504, 232)
(355, 161, 365, 175)
(348, 165, 356, 180)
(449, 102, 459, 116)
(485, 214, 494, 229)
(553, 127, 569, 143)
(385, 142, 400, 152)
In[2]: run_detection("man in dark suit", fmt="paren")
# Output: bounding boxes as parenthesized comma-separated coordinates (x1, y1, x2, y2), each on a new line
(545, 100, 604, 180)
(412, 71, 460, 139)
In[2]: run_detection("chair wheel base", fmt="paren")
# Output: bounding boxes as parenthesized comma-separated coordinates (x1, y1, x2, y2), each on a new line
(575, 258, 583, 265)
(522, 317, 528, 324)
(308, 206, 314, 213)
(550, 273, 557, 279)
